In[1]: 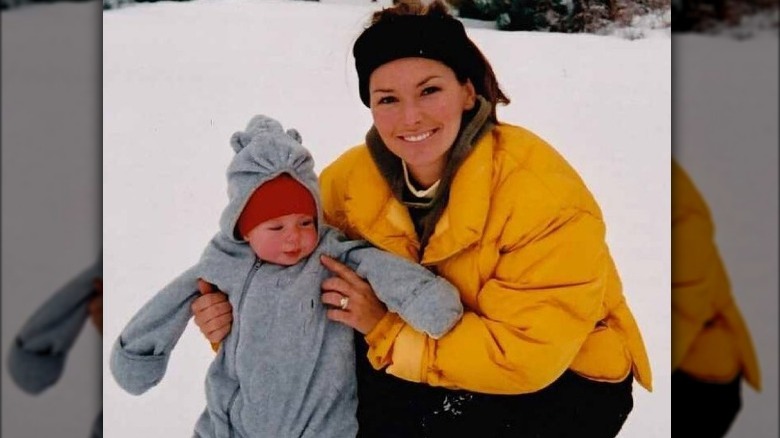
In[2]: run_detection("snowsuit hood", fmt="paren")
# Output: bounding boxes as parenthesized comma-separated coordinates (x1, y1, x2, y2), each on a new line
(222, 115, 322, 242)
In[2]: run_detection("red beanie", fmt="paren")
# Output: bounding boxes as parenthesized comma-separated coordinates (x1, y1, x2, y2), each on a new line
(237, 173, 317, 238)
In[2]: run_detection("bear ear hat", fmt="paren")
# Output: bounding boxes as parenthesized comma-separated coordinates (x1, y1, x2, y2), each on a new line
(229, 114, 290, 153)
(285, 128, 302, 144)
(229, 131, 249, 153)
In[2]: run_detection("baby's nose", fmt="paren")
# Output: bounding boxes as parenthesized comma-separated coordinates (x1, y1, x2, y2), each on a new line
(284, 228, 301, 244)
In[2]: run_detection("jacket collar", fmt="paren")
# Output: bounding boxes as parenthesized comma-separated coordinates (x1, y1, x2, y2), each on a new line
(421, 129, 493, 264)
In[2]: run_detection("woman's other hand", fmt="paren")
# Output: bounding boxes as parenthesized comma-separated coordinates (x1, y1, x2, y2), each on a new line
(320, 255, 387, 335)
(192, 279, 233, 345)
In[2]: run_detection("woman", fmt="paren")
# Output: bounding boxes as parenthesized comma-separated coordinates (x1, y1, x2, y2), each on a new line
(192, 2, 652, 436)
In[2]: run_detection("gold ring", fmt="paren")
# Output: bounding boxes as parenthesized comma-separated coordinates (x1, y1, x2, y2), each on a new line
(339, 296, 349, 310)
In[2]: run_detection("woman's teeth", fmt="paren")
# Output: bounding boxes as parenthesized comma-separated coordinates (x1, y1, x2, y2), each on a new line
(402, 130, 433, 142)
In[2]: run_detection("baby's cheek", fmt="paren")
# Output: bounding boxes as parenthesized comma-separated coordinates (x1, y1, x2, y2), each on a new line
(304, 235, 319, 256)
(249, 239, 272, 260)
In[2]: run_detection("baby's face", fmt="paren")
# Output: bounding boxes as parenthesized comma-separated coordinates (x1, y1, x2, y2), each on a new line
(244, 213, 318, 266)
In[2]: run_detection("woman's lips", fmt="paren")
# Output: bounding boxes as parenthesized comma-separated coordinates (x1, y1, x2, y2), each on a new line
(400, 129, 436, 143)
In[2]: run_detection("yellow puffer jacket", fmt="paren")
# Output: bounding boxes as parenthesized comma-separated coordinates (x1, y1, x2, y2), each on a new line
(672, 161, 760, 389)
(320, 123, 652, 394)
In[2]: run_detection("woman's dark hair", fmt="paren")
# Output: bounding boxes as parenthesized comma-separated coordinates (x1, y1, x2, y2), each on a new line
(354, 0, 510, 123)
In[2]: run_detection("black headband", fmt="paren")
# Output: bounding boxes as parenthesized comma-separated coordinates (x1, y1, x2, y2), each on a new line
(353, 14, 481, 107)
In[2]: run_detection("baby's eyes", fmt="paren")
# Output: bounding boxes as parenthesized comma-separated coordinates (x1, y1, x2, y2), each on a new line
(267, 221, 312, 231)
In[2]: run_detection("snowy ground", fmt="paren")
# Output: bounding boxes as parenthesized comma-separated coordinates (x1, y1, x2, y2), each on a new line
(101, 0, 671, 436)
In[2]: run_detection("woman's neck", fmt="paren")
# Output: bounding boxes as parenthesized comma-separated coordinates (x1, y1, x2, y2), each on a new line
(406, 161, 444, 189)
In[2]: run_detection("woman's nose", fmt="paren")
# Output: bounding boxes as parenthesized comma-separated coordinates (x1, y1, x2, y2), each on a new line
(401, 101, 422, 126)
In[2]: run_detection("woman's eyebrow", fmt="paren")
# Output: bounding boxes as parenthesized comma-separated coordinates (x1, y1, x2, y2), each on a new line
(416, 75, 441, 86)
(372, 75, 442, 94)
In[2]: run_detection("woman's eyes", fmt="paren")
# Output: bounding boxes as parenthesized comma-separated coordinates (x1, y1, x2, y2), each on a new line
(300, 220, 314, 227)
(377, 96, 398, 105)
(376, 87, 441, 105)
(421, 86, 441, 96)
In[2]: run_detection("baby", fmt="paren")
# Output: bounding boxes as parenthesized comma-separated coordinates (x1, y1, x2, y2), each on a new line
(109, 115, 463, 438)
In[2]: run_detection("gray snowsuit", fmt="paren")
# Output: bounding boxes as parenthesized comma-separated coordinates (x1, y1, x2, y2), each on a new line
(7, 254, 103, 438)
(109, 115, 464, 438)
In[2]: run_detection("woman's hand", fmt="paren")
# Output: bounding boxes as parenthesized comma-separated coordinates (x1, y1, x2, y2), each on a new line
(192, 279, 233, 344)
(320, 255, 387, 335)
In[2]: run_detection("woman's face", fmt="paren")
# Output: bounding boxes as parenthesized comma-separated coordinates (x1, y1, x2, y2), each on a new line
(369, 57, 476, 181)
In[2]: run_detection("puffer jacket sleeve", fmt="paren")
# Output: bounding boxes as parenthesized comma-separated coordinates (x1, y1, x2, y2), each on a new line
(8, 255, 102, 395)
(109, 265, 201, 396)
(324, 229, 463, 339)
(367, 207, 608, 394)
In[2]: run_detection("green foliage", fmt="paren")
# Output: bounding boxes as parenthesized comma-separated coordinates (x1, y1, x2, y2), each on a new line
(459, 0, 574, 30)
(458, 0, 616, 32)
(458, 0, 506, 20)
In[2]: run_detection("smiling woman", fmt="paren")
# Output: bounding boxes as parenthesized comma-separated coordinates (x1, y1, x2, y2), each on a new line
(190, 1, 654, 437)
(368, 58, 476, 188)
